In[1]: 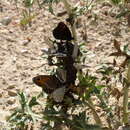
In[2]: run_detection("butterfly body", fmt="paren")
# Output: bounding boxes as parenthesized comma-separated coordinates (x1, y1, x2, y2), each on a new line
(53, 22, 73, 41)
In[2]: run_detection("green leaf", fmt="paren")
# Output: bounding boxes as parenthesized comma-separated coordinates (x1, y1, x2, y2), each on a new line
(24, 0, 35, 7)
(29, 97, 39, 107)
(20, 14, 35, 26)
(18, 92, 27, 111)
(42, 123, 53, 130)
(111, 0, 122, 5)
(96, 85, 106, 91)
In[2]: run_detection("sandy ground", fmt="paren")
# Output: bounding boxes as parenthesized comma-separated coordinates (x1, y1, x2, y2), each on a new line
(0, 0, 130, 128)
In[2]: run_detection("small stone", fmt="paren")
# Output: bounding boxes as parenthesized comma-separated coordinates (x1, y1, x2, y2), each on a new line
(9, 104, 18, 111)
(0, 89, 4, 97)
(21, 49, 28, 53)
(8, 90, 17, 96)
(22, 40, 30, 46)
(7, 85, 15, 89)
(0, 17, 12, 25)
(6, 37, 16, 42)
(0, 111, 10, 122)
(7, 97, 16, 105)
(12, 56, 17, 63)
(0, 101, 3, 105)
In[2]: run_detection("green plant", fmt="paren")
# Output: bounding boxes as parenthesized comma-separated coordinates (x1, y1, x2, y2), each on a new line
(7, 92, 41, 129)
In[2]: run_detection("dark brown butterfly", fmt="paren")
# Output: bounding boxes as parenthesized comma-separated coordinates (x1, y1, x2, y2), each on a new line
(32, 75, 61, 94)
(33, 75, 66, 102)
(52, 22, 73, 41)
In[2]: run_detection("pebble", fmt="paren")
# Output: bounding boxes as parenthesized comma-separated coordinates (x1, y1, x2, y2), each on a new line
(21, 49, 28, 53)
(21, 40, 30, 46)
(0, 110, 10, 121)
(12, 56, 17, 63)
(7, 84, 16, 89)
(0, 17, 12, 25)
(7, 97, 16, 105)
(8, 90, 17, 96)
(9, 104, 18, 111)
(0, 89, 4, 97)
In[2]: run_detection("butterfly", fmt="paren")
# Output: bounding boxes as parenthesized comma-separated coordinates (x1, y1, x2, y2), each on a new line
(52, 22, 74, 41)
(32, 75, 61, 94)
(32, 75, 66, 102)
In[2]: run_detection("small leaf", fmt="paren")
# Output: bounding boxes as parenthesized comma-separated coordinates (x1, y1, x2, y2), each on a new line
(111, 0, 121, 5)
(29, 97, 39, 107)
(20, 14, 35, 26)
(18, 92, 27, 111)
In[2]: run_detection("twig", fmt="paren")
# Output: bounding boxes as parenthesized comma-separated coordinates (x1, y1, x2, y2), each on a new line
(97, 95, 113, 129)
(62, 0, 78, 59)
(85, 99, 102, 125)
(122, 60, 130, 124)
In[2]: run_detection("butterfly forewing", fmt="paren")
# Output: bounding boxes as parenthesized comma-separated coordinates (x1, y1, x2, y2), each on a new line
(52, 22, 73, 41)
(33, 75, 61, 94)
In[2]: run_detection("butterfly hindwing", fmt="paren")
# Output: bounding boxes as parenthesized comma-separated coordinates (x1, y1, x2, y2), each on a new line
(51, 86, 66, 102)
(33, 75, 67, 102)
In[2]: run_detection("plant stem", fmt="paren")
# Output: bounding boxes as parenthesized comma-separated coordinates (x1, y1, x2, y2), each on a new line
(62, 0, 78, 59)
(62, 0, 76, 39)
(122, 84, 129, 125)
(122, 61, 130, 124)
(97, 94, 113, 129)
(86, 99, 102, 125)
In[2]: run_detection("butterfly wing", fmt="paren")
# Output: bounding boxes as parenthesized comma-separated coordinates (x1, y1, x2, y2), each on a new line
(53, 22, 73, 41)
(56, 68, 67, 83)
(51, 86, 66, 102)
(32, 75, 61, 94)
